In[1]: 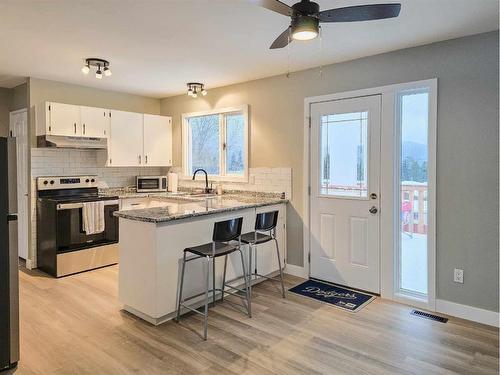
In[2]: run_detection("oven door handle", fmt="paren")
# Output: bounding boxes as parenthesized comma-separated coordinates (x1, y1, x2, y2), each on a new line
(57, 200, 119, 210)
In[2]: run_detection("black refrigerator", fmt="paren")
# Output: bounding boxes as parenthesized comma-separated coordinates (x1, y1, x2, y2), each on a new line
(0, 137, 19, 371)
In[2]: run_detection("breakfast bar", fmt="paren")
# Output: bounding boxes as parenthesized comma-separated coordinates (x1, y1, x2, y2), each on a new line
(114, 194, 287, 325)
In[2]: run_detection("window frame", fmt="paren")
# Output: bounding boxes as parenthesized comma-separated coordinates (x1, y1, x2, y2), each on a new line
(181, 105, 249, 182)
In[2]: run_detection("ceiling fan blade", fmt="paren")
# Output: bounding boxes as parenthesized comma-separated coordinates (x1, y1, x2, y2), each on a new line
(246, 0, 293, 17)
(319, 3, 401, 23)
(270, 28, 291, 49)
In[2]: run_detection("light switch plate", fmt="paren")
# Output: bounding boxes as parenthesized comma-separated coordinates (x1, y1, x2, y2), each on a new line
(454, 268, 464, 283)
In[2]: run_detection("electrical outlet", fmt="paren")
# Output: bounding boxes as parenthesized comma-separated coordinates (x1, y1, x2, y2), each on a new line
(454, 268, 464, 283)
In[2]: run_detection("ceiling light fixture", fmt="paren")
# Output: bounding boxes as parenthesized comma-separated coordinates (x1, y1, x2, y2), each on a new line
(81, 58, 112, 79)
(291, 15, 319, 41)
(186, 82, 207, 98)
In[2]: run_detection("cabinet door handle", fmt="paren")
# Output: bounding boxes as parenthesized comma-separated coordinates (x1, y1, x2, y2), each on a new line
(139, 155, 141, 164)
(83, 123, 86, 135)
(145, 155, 148, 164)
(74, 123, 77, 134)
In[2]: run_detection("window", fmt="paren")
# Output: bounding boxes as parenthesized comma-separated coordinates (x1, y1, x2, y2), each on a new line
(182, 106, 248, 180)
(397, 88, 430, 297)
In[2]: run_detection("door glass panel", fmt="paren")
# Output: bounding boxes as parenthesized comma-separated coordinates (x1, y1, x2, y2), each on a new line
(320, 111, 368, 197)
(398, 90, 429, 296)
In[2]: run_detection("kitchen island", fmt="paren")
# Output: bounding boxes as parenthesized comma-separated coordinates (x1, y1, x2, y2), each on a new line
(114, 194, 287, 325)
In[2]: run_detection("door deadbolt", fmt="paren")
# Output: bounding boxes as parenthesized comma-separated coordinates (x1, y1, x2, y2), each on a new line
(369, 206, 378, 214)
(370, 193, 378, 200)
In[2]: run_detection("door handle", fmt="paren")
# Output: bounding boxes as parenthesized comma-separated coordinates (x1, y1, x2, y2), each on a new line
(145, 155, 148, 164)
(83, 123, 86, 135)
(369, 206, 378, 215)
(138, 155, 141, 164)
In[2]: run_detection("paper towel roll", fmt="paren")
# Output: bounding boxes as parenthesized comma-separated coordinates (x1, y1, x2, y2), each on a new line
(167, 172, 178, 193)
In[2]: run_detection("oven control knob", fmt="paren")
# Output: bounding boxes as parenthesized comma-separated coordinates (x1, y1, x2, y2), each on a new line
(50, 180, 55, 185)
(85, 179, 90, 183)
(43, 180, 48, 185)
(90, 179, 95, 183)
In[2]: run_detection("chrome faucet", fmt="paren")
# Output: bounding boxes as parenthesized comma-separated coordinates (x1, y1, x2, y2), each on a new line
(192, 169, 212, 194)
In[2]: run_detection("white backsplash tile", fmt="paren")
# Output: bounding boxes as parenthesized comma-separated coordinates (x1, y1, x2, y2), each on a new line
(171, 166, 292, 199)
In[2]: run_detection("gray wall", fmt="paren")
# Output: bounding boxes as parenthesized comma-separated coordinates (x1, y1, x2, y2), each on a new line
(161, 31, 499, 312)
(0, 88, 11, 137)
(10, 83, 28, 112)
(0, 83, 28, 137)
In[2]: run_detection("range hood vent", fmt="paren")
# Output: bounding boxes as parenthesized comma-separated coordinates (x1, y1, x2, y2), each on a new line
(38, 135, 108, 149)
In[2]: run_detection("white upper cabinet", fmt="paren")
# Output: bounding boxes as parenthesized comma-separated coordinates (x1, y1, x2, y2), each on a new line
(108, 110, 144, 167)
(42, 102, 109, 138)
(143, 114, 172, 167)
(47, 102, 81, 136)
(80, 106, 110, 138)
(38, 102, 173, 167)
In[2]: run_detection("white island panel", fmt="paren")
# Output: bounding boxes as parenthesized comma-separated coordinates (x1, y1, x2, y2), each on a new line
(118, 203, 286, 325)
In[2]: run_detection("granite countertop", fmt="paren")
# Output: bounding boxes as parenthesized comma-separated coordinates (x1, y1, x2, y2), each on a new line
(113, 194, 288, 224)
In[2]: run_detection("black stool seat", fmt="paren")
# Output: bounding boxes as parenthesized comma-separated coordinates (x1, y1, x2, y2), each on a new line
(184, 242, 237, 257)
(240, 232, 273, 245)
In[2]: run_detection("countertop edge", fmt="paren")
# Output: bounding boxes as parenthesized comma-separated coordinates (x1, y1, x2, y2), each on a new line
(114, 199, 288, 224)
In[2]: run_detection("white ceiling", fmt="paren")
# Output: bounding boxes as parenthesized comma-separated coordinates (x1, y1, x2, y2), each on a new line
(0, 0, 497, 97)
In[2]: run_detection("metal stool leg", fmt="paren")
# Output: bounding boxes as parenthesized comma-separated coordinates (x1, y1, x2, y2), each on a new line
(203, 255, 210, 340)
(212, 257, 216, 307)
(238, 248, 251, 317)
(274, 238, 286, 298)
(221, 254, 228, 302)
(176, 252, 187, 322)
(248, 244, 253, 302)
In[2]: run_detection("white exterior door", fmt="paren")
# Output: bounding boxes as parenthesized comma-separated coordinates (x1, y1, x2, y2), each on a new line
(143, 114, 172, 166)
(108, 110, 144, 166)
(48, 102, 80, 136)
(310, 95, 381, 293)
(81, 106, 109, 138)
(10, 110, 29, 260)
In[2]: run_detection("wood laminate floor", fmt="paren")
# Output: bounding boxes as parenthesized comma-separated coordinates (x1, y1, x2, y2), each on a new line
(10, 265, 499, 375)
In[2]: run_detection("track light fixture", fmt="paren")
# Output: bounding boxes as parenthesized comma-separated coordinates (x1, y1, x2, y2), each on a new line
(187, 82, 207, 98)
(81, 58, 112, 79)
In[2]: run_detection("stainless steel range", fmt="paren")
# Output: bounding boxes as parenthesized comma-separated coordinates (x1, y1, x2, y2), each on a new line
(36, 176, 119, 277)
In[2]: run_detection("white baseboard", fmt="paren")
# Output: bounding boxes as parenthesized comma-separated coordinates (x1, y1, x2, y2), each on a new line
(436, 299, 499, 327)
(25, 258, 36, 270)
(284, 264, 308, 279)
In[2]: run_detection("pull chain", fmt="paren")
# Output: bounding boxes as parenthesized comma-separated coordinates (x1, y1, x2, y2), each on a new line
(286, 28, 291, 78)
(319, 25, 323, 78)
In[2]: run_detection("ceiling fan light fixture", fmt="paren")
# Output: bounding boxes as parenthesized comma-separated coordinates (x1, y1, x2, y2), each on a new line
(291, 15, 319, 41)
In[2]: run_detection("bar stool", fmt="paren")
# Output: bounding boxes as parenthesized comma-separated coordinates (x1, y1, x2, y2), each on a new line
(175, 217, 251, 340)
(241, 211, 285, 311)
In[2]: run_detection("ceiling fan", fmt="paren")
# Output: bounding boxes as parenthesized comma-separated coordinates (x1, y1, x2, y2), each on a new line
(248, 0, 401, 49)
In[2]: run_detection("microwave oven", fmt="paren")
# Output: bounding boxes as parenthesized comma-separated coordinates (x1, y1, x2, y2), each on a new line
(136, 176, 168, 193)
